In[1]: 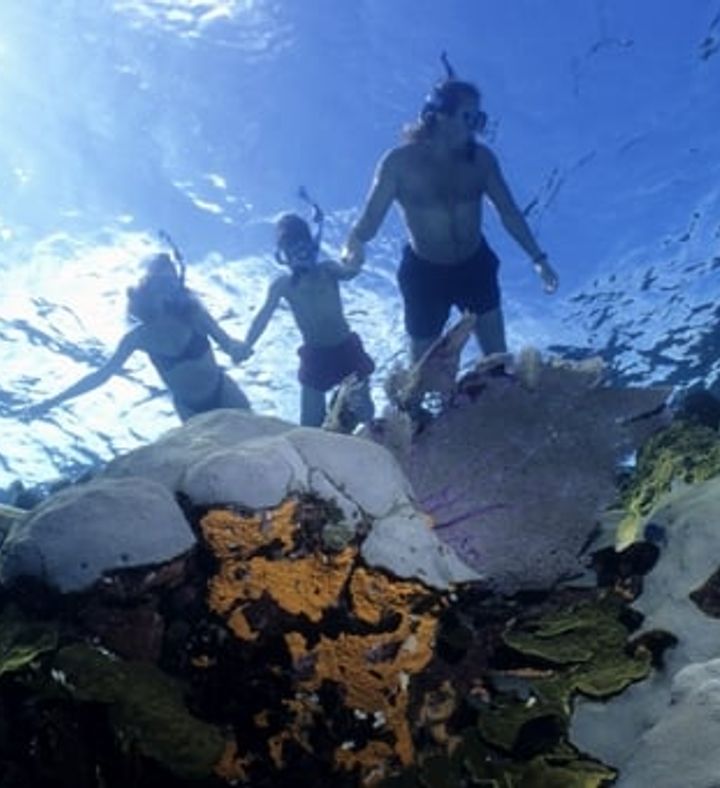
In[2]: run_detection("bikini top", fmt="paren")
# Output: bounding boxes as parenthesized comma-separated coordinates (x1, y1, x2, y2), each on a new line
(147, 330, 211, 374)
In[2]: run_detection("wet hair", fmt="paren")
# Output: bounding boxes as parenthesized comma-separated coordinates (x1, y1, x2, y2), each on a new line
(404, 79, 481, 142)
(126, 252, 197, 323)
(276, 213, 313, 247)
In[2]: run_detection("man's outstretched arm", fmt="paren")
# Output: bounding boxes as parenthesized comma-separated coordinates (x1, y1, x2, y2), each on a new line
(343, 150, 400, 269)
(484, 150, 559, 293)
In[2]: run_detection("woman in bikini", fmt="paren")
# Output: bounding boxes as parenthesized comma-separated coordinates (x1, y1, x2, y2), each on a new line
(23, 253, 251, 422)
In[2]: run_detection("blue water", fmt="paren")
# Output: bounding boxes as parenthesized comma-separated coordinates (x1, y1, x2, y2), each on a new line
(0, 0, 719, 487)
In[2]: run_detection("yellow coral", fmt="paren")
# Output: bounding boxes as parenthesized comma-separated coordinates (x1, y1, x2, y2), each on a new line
(350, 566, 439, 625)
(203, 502, 357, 638)
(286, 606, 438, 768)
(201, 501, 296, 559)
(214, 741, 251, 783)
(335, 741, 396, 785)
(201, 499, 445, 783)
(207, 549, 356, 639)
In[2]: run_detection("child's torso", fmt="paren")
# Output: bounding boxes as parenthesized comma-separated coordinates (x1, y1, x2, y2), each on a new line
(284, 266, 351, 348)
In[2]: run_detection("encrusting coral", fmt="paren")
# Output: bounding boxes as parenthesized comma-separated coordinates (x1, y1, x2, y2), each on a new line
(200, 497, 446, 784)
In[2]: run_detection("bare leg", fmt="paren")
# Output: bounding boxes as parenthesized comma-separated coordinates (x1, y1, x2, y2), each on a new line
(351, 378, 375, 424)
(301, 385, 326, 427)
(410, 335, 438, 363)
(474, 308, 507, 356)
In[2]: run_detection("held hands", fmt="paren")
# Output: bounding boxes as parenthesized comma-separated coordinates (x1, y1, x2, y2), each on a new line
(17, 401, 52, 423)
(534, 256, 559, 294)
(341, 234, 365, 271)
(227, 339, 253, 364)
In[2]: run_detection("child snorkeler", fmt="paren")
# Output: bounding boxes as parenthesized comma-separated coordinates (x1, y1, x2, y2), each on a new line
(240, 211, 375, 428)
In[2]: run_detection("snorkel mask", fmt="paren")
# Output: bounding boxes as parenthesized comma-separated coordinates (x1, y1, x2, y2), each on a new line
(128, 233, 190, 319)
(421, 52, 487, 133)
(275, 188, 325, 270)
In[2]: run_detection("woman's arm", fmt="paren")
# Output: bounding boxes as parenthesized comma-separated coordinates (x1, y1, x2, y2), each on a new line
(193, 302, 251, 363)
(23, 329, 141, 419)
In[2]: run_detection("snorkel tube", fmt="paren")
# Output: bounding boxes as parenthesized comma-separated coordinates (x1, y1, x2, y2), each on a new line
(421, 51, 458, 119)
(440, 50, 456, 79)
(274, 188, 325, 270)
(157, 228, 187, 287)
(298, 185, 324, 250)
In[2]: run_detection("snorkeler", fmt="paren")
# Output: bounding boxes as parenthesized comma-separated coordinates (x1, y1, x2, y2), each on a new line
(238, 208, 375, 428)
(22, 252, 251, 423)
(343, 53, 559, 363)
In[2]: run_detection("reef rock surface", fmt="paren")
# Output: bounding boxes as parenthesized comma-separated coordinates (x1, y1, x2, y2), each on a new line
(0, 410, 479, 594)
(0, 477, 195, 593)
(572, 472, 720, 783)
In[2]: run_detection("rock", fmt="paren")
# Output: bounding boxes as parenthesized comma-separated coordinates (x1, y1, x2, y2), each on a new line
(361, 507, 481, 589)
(571, 475, 720, 774)
(286, 427, 414, 519)
(103, 409, 293, 490)
(0, 477, 195, 593)
(180, 435, 307, 508)
(618, 658, 720, 788)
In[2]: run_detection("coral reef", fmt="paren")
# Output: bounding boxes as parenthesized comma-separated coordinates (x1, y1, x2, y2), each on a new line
(572, 474, 720, 785)
(616, 420, 720, 546)
(0, 394, 684, 786)
(373, 354, 669, 592)
(200, 498, 444, 781)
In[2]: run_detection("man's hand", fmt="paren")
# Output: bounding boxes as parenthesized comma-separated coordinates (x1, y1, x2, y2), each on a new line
(341, 233, 365, 270)
(535, 257, 559, 294)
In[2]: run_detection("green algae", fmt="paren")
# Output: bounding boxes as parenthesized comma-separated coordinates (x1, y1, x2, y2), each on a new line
(381, 731, 615, 787)
(501, 597, 650, 716)
(0, 605, 58, 677)
(503, 748, 617, 787)
(51, 643, 225, 779)
(475, 696, 565, 755)
(618, 421, 720, 545)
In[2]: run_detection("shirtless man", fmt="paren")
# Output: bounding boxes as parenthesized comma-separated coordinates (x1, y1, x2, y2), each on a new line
(240, 213, 375, 427)
(343, 77, 559, 362)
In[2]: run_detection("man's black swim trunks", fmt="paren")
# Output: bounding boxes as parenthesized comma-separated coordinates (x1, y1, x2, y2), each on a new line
(397, 237, 501, 339)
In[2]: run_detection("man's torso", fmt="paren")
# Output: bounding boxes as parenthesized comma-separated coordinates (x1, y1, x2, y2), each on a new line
(394, 142, 493, 264)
